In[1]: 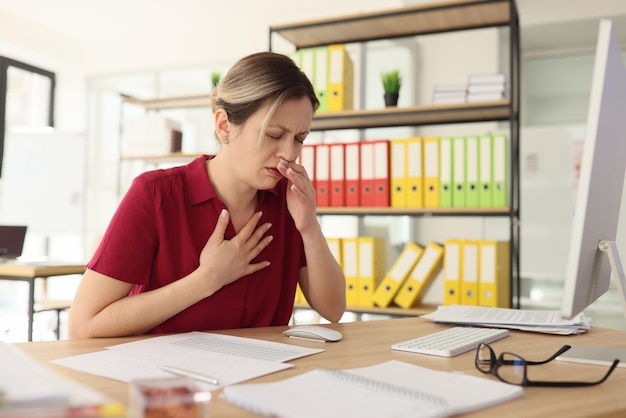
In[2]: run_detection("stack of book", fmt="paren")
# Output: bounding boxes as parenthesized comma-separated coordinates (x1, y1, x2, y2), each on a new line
(432, 84, 467, 105)
(466, 73, 508, 102)
(122, 114, 183, 156)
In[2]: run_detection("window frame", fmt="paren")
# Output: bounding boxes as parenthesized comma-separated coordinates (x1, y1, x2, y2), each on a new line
(0, 56, 56, 177)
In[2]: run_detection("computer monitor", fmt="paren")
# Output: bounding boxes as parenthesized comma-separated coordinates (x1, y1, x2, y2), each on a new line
(560, 19, 626, 322)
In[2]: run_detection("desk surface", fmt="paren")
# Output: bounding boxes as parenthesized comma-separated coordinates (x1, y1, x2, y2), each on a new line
(15, 317, 626, 418)
(0, 261, 85, 277)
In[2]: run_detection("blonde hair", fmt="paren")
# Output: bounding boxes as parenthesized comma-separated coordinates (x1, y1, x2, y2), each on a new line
(210, 51, 319, 144)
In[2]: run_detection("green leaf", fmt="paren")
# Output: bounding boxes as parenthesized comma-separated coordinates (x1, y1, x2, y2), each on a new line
(381, 69, 402, 93)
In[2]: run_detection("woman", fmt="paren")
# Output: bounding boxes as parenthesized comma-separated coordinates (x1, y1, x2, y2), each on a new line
(68, 52, 346, 338)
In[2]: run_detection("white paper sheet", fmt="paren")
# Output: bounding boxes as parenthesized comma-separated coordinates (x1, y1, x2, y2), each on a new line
(52, 331, 324, 391)
(0, 342, 108, 408)
(106, 331, 322, 362)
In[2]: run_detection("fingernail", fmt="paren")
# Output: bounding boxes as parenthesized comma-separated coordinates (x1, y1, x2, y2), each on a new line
(258, 211, 263, 218)
(266, 223, 272, 230)
(220, 209, 228, 218)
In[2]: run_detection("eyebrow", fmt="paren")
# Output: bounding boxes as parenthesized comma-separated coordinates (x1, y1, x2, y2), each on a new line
(268, 124, 310, 136)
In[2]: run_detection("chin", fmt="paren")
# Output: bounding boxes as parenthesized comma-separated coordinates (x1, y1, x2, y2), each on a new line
(257, 176, 282, 191)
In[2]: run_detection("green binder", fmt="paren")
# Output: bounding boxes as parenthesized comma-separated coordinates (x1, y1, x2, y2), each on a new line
(478, 134, 493, 207)
(492, 133, 509, 207)
(465, 136, 480, 208)
(312, 46, 329, 113)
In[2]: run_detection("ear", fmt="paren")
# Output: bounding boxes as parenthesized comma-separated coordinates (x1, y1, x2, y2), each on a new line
(214, 108, 230, 144)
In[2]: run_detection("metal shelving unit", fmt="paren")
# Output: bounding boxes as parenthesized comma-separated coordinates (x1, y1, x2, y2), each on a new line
(269, 0, 521, 309)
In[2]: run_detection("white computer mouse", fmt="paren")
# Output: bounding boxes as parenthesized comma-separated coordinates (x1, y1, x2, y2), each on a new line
(283, 325, 343, 342)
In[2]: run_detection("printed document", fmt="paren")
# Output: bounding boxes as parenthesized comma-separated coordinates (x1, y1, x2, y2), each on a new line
(423, 305, 590, 334)
(52, 331, 323, 391)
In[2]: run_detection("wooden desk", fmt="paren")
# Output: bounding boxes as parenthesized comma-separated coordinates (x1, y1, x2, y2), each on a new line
(0, 262, 85, 341)
(15, 317, 626, 417)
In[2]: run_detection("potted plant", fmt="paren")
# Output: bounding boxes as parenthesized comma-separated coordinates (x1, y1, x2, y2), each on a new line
(211, 71, 221, 88)
(381, 69, 401, 107)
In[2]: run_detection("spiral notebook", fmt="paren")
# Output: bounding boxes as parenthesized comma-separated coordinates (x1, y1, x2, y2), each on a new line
(221, 360, 524, 418)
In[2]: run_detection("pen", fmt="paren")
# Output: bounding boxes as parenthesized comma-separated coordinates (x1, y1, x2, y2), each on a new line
(158, 364, 220, 385)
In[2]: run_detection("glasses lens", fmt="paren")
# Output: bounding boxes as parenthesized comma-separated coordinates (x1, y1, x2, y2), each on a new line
(497, 353, 526, 385)
(476, 344, 493, 373)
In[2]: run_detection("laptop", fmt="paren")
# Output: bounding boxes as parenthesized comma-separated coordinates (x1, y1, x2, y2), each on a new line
(0, 225, 28, 259)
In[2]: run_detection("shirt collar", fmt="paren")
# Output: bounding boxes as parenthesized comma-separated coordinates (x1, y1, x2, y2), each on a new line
(186, 155, 281, 206)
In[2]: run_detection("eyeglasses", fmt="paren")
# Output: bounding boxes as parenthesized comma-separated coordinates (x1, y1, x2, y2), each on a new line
(475, 343, 619, 387)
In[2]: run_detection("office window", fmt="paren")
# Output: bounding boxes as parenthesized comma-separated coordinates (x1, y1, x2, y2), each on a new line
(0, 57, 55, 177)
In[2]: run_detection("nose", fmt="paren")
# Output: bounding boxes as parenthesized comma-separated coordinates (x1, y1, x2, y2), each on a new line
(277, 138, 299, 162)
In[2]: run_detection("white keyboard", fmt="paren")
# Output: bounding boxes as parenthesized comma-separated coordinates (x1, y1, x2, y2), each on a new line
(391, 326, 510, 357)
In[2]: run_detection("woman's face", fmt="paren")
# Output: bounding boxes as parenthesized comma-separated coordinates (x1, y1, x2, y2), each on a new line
(227, 96, 313, 190)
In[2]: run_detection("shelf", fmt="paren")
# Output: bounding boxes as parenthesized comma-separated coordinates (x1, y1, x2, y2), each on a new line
(316, 207, 511, 216)
(124, 95, 212, 110)
(311, 100, 510, 130)
(123, 94, 510, 129)
(270, 0, 511, 49)
(120, 153, 204, 164)
(293, 302, 436, 317)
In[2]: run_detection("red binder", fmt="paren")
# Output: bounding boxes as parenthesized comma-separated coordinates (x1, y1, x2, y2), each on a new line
(314, 143, 330, 207)
(344, 142, 361, 207)
(329, 143, 346, 207)
(372, 139, 390, 207)
(299, 144, 316, 192)
(359, 141, 376, 207)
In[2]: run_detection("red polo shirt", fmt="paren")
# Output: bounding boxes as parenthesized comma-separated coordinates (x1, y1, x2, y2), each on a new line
(87, 155, 306, 334)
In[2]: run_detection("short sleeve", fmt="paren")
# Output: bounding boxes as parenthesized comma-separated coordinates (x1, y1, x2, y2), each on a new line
(87, 175, 158, 285)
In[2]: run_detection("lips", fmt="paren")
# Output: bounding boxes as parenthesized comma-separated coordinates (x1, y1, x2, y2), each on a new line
(267, 167, 283, 178)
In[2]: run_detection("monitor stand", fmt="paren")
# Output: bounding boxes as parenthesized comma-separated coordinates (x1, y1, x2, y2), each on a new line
(600, 240, 626, 322)
(556, 240, 626, 368)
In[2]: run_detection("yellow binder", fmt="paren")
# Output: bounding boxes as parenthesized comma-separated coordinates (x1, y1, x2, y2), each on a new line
(443, 239, 462, 305)
(341, 237, 359, 307)
(478, 240, 510, 308)
(373, 242, 423, 308)
(439, 136, 453, 208)
(390, 138, 408, 208)
(325, 237, 343, 304)
(394, 241, 444, 309)
(452, 136, 466, 208)
(357, 237, 386, 307)
(405, 136, 424, 208)
(423, 136, 440, 208)
(295, 283, 305, 304)
(461, 240, 480, 306)
(327, 44, 354, 112)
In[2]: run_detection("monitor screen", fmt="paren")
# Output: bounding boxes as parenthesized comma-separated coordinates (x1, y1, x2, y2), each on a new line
(561, 19, 626, 320)
(0, 225, 27, 259)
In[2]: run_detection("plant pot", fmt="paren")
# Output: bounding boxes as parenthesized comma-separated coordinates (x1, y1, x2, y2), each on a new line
(384, 92, 399, 107)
